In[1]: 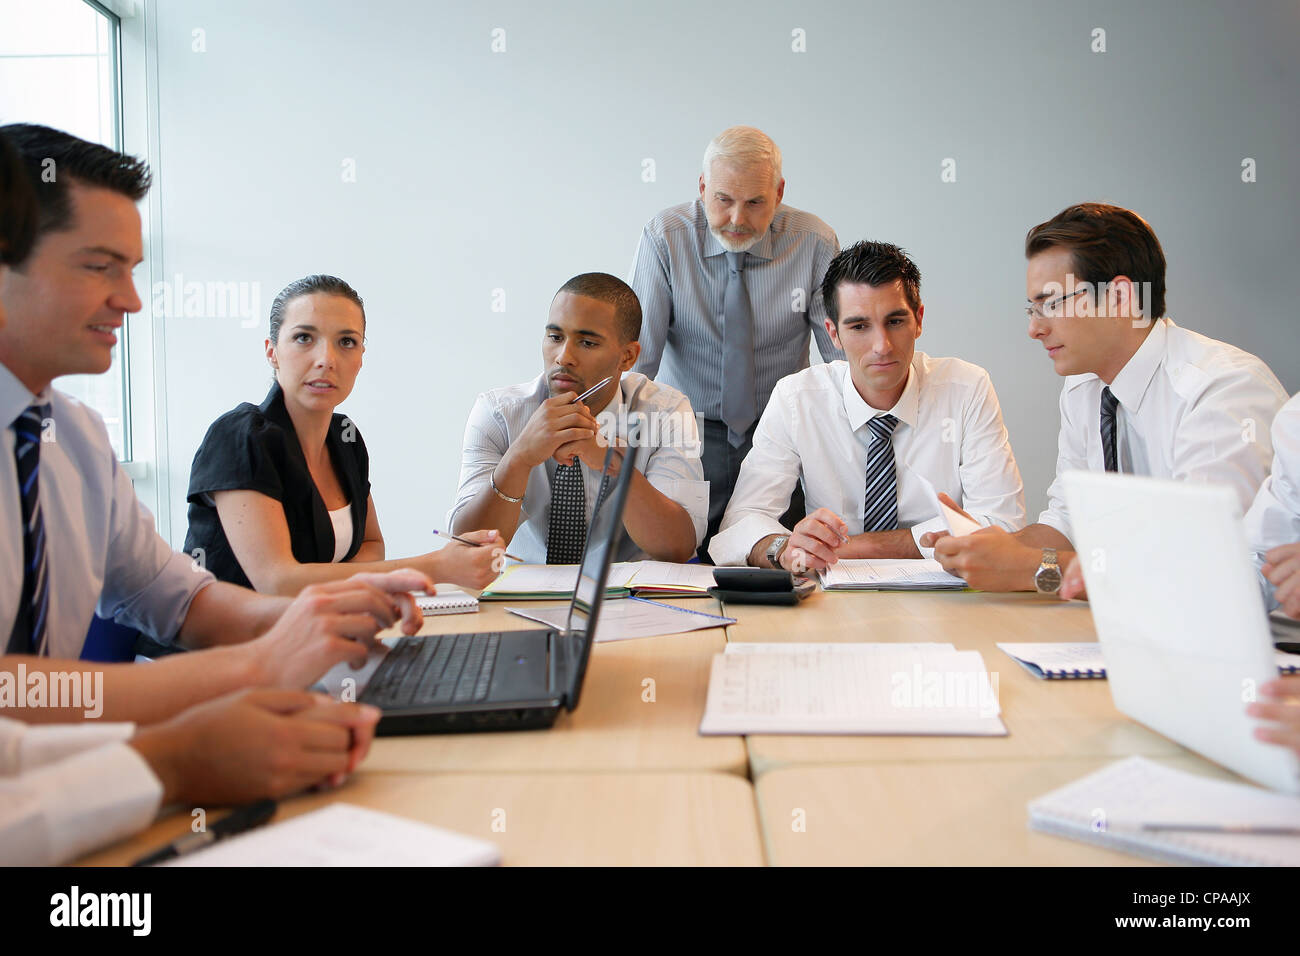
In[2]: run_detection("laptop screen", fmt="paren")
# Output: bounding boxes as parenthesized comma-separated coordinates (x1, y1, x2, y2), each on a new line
(560, 439, 640, 710)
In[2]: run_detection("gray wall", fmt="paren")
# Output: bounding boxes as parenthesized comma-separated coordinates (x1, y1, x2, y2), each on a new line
(145, 0, 1300, 556)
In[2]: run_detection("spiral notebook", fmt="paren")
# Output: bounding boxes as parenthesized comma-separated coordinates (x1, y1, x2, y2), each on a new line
(998, 642, 1300, 680)
(415, 589, 480, 616)
(1028, 756, 1300, 866)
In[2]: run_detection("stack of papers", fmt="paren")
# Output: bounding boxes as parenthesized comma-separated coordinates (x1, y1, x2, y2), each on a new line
(1028, 756, 1300, 866)
(819, 558, 966, 591)
(627, 561, 722, 598)
(699, 642, 1006, 735)
(998, 642, 1300, 680)
(164, 804, 501, 867)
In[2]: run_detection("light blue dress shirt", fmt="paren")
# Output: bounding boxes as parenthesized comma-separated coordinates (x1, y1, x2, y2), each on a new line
(1, 363, 214, 660)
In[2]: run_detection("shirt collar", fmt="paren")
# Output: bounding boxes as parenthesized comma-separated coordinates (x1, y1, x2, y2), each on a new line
(0, 362, 51, 428)
(258, 380, 294, 429)
(841, 356, 920, 433)
(1107, 317, 1169, 412)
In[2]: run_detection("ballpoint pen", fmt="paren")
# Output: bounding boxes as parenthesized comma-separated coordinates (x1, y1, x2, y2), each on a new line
(432, 529, 524, 563)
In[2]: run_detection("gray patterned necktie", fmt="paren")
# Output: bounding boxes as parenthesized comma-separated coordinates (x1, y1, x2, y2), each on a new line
(863, 414, 901, 532)
(721, 251, 757, 447)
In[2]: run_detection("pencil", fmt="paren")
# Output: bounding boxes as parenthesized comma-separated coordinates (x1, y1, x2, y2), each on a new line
(432, 530, 524, 563)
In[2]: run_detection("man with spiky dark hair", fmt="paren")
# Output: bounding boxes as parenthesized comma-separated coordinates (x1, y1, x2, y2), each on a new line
(710, 240, 1025, 570)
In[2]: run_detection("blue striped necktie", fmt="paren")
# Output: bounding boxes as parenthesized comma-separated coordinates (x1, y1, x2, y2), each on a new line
(7, 404, 51, 655)
(863, 414, 901, 532)
(1100, 386, 1120, 473)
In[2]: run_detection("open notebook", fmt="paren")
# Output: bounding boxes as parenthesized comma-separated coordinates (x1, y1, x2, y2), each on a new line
(699, 642, 1005, 735)
(1028, 756, 1300, 866)
(819, 558, 966, 591)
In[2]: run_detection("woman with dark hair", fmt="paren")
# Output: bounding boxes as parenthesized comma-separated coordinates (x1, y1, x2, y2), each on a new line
(184, 274, 502, 594)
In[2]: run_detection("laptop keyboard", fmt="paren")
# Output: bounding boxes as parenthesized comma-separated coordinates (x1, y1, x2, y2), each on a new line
(363, 633, 501, 709)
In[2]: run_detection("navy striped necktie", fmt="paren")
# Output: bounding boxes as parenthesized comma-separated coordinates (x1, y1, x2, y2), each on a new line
(7, 404, 52, 655)
(863, 414, 901, 532)
(1100, 387, 1120, 473)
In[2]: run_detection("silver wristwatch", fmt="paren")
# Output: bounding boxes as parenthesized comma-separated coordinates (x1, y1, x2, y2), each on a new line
(765, 535, 790, 570)
(1034, 547, 1062, 594)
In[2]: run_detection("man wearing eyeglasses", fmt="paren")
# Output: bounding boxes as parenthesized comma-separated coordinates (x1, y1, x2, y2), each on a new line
(923, 202, 1287, 594)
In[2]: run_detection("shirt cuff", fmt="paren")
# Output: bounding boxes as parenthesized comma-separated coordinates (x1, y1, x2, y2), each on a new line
(710, 514, 787, 567)
(12, 721, 137, 773)
(0, 741, 163, 865)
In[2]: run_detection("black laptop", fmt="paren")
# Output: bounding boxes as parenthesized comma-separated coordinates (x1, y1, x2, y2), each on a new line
(361, 443, 637, 735)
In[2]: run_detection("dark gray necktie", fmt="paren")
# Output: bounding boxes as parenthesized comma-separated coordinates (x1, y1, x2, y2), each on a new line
(721, 251, 757, 448)
(547, 462, 587, 565)
(546, 461, 612, 565)
(1100, 387, 1120, 473)
(863, 414, 901, 532)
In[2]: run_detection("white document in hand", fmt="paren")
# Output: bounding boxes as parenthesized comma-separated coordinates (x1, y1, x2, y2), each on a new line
(163, 804, 501, 867)
(912, 470, 983, 537)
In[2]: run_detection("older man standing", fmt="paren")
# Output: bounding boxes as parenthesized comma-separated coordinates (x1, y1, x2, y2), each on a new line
(630, 126, 843, 561)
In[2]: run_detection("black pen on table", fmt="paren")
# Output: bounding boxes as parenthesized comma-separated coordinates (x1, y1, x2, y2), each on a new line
(131, 798, 277, 866)
(432, 529, 524, 563)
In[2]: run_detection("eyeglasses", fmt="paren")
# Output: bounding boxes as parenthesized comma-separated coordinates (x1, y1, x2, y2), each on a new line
(1025, 288, 1087, 320)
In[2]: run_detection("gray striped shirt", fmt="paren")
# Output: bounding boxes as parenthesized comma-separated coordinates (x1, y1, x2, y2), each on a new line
(629, 199, 844, 421)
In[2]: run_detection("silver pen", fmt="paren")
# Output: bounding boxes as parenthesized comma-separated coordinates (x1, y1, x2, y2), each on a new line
(571, 376, 612, 405)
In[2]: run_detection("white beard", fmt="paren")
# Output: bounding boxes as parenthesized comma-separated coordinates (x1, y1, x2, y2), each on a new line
(710, 227, 761, 253)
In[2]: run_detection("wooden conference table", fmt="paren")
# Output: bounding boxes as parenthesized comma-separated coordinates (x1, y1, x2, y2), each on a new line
(82, 586, 1244, 866)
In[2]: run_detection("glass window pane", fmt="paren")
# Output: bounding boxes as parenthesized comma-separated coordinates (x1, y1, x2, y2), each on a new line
(0, 0, 130, 460)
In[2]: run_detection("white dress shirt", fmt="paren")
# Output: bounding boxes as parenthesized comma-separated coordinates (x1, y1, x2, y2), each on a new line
(1243, 393, 1300, 612)
(447, 371, 709, 563)
(0, 717, 162, 865)
(1038, 319, 1289, 543)
(709, 353, 1026, 566)
(1, 363, 215, 659)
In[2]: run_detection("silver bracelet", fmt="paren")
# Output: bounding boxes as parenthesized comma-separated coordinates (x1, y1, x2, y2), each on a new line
(490, 471, 523, 503)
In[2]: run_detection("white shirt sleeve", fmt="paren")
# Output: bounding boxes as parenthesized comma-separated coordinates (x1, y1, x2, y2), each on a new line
(100, 457, 215, 643)
(709, 386, 802, 566)
(446, 393, 510, 531)
(1243, 395, 1300, 611)
(0, 718, 162, 865)
(1037, 384, 1089, 544)
(640, 390, 709, 548)
(946, 371, 1027, 546)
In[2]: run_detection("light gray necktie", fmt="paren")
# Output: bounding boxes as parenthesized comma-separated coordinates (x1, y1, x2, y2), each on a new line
(721, 250, 757, 447)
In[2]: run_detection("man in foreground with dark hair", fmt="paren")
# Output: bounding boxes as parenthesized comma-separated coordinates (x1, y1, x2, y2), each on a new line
(709, 240, 1025, 570)
(449, 272, 706, 563)
(926, 202, 1287, 594)
(0, 122, 433, 718)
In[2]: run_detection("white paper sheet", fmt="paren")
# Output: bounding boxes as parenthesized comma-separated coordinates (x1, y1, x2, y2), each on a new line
(163, 803, 501, 867)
